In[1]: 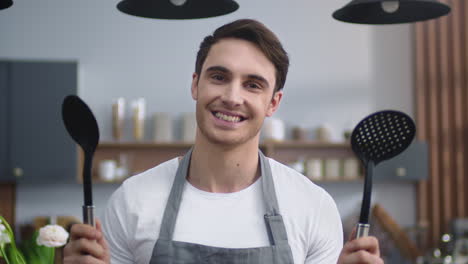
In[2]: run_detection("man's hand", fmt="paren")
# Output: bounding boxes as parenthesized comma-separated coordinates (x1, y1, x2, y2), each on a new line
(337, 228, 384, 264)
(63, 219, 110, 264)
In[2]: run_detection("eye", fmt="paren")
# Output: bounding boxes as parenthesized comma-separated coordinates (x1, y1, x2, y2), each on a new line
(246, 82, 261, 89)
(211, 73, 225, 82)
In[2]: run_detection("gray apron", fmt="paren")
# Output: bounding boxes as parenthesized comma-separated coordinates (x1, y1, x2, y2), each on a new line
(149, 148, 295, 264)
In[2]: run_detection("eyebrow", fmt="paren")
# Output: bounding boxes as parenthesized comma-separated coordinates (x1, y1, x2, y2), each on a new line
(206, 65, 230, 74)
(247, 74, 269, 88)
(205, 65, 270, 88)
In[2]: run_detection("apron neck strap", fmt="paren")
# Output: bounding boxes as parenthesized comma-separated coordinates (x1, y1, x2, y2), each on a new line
(258, 150, 279, 216)
(158, 148, 192, 240)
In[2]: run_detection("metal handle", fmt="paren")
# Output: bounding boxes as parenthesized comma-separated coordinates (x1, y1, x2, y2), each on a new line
(396, 167, 407, 177)
(356, 223, 370, 238)
(13, 167, 23, 177)
(82, 205, 95, 227)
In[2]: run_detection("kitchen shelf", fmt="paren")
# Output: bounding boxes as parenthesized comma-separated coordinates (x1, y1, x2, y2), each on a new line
(97, 142, 194, 148)
(261, 140, 354, 164)
(78, 140, 361, 183)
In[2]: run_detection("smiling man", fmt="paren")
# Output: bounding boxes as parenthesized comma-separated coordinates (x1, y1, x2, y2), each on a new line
(64, 19, 383, 264)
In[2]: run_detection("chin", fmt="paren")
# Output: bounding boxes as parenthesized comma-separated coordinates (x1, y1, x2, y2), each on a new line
(201, 129, 260, 148)
(206, 133, 244, 146)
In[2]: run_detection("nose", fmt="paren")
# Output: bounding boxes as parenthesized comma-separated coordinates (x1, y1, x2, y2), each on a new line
(221, 82, 243, 108)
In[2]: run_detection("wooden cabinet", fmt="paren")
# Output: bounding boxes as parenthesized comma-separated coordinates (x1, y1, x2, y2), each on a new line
(0, 60, 78, 183)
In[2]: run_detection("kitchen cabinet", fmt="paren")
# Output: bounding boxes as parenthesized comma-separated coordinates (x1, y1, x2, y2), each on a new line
(0, 60, 77, 183)
(0, 183, 15, 230)
(374, 141, 428, 181)
(0, 63, 9, 181)
(82, 140, 428, 183)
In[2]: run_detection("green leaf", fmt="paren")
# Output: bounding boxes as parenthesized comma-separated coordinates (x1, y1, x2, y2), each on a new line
(4, 244, 26, 264)
(0, 216, 26, 264)
(18, 231, 53, 264)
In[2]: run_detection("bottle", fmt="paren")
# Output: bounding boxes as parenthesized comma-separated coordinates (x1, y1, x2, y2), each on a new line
(131, 98, 146, 141)
(112, 98, 125, 141)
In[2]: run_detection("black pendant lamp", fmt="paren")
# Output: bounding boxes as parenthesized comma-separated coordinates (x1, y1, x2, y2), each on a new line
(0, 0, 13, 10)
(117, 0, 239, 19)
(332, 0, 451, 24)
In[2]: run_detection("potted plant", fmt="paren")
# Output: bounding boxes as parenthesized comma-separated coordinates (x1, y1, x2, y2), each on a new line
(0, 216, 69, 264)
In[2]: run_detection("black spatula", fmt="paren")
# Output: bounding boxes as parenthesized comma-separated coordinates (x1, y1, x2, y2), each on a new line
(62, 95, 100, 227)
(351, 110, 415, 238)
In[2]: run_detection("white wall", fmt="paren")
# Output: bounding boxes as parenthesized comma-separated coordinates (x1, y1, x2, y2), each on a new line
(0, 0, 415, 229)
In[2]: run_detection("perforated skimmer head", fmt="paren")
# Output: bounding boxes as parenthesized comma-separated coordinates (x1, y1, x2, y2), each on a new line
(351, 110, 416, 166)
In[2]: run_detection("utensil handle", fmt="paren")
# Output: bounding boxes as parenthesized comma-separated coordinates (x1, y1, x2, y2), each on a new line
(356, 223, 370, 238)
(83, 205, 95, 227)
(359, 161, 374, 224)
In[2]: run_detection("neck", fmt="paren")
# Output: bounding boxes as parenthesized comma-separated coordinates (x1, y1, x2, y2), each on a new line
(187, 135, 261, 193)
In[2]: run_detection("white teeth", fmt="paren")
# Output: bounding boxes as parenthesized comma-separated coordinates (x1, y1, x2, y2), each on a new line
(215, 112, 241, 122)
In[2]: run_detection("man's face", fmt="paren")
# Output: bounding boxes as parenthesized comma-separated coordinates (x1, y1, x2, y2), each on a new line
(191, 38, 283, 147)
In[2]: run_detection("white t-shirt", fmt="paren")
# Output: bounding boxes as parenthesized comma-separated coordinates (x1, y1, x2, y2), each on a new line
(103, 157, 343, 264)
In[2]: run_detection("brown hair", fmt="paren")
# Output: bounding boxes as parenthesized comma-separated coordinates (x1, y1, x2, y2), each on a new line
(195, 19, 289, 92)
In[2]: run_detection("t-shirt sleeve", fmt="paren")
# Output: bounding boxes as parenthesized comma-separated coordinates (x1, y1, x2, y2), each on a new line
(305, 191, 344, 264)
(102, 186, 134, 264)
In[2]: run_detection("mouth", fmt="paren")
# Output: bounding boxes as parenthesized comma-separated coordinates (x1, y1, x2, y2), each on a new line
(212, 111, 246, 123)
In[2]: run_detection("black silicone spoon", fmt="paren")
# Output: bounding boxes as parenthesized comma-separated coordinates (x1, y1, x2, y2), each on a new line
(351, 110, 415, 238)
(62, 95, 100, 227)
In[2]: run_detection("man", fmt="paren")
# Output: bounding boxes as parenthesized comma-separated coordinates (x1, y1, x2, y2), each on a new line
(64, 19, 383, 264)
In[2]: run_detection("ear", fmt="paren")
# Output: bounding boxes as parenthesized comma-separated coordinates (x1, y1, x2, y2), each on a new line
(266, 91, 283, 117)
(191, 73, 199, 100)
